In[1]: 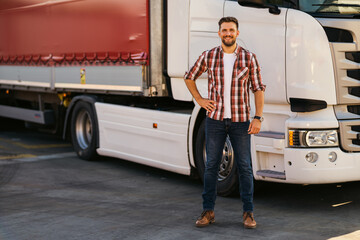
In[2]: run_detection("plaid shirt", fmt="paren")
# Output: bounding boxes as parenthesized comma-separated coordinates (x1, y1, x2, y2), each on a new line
(184, 45, 266, 122)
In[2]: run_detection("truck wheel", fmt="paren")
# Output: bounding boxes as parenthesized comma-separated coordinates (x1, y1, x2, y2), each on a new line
(71, 101, 98, 161)
(195, 120, 239, 196)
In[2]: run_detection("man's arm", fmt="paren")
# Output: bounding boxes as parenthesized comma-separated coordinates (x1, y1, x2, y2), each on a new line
(248, 90, 264, 134)
(248, 53, 265, 134)
(184, 51, 216, 112)
(184, 79, 216, 112)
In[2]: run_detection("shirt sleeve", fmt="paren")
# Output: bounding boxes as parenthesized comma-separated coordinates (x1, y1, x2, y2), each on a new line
(249, 53, 266, 93)
(184, 51, 208, 81)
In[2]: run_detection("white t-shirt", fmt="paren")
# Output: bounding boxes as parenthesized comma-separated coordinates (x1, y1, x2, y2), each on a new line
(223, 52, 237, 119)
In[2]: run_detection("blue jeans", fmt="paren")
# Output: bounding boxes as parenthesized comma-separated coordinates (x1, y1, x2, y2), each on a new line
(203, 117, 254, 212)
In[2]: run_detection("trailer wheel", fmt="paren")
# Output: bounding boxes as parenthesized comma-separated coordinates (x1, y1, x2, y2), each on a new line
(71, 101, 98, 161)
(195, 120, 239, 197)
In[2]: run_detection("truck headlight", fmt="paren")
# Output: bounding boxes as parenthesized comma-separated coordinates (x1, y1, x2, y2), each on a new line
(306, 130, 338, 147)
(289, 130, 338, 147)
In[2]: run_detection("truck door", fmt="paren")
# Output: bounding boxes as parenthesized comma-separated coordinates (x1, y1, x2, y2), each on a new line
(188, 0, 225, 98)
(189, 0, 225, 65)
(224, 0, 289, 104)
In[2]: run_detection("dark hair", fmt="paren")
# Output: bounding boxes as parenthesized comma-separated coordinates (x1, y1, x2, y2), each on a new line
(218, 17, 238, 30)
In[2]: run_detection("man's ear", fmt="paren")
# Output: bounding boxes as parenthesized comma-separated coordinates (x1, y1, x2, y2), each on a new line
(218, 31, 221, 37)
(237, 30, 240, 37)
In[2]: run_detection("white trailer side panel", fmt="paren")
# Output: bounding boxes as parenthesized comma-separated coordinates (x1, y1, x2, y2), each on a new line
(96, 103, 191, 175)
(0, 65, 144, 93)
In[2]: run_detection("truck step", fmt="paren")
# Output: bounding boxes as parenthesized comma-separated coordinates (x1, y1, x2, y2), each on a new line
(255, 131, 285, 139)
(256, 170, 286, 180)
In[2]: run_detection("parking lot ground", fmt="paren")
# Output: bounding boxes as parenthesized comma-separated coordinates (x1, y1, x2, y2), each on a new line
(1, 119, 360, 240)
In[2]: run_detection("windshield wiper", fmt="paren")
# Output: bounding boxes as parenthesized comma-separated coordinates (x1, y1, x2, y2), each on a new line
(313, 3, 360, 7)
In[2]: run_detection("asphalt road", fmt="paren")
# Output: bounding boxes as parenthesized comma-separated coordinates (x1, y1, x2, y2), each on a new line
(0, 118, 360, 240)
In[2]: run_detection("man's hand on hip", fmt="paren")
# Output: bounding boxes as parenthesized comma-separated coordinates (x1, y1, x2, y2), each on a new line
(248, 119, 261, 134)
(197, 98, 216, 112)
(184, 79, 215, 112)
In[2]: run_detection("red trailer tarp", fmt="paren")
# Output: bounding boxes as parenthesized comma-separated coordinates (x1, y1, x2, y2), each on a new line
(0, 0, 149, 66)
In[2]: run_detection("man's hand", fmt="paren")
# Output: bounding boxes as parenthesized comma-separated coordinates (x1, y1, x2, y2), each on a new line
(197, 98, 216, 112)
(184, 79, 216, 112)
(248, 119, 261, 134)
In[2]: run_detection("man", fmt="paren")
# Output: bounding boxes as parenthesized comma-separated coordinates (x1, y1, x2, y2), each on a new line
(184, 17, 265, 229)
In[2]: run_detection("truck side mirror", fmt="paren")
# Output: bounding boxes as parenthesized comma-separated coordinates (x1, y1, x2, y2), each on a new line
(237, 0, 281, 15)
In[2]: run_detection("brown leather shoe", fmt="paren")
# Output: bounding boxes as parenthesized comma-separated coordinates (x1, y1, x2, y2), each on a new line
(243, 212, 257, 229)
(195, 210, 215, 227)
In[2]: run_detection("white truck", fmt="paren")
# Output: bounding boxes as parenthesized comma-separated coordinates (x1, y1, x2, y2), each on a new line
(0, 0, 359, 196)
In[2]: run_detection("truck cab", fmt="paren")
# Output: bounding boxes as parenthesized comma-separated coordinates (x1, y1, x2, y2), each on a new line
(168, 0, 360, 189)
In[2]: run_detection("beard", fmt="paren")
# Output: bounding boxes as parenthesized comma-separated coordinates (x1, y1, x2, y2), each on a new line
(222, 37, 236, 47)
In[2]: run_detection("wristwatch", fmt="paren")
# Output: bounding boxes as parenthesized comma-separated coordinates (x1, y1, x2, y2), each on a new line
(254, 116, 264, 122)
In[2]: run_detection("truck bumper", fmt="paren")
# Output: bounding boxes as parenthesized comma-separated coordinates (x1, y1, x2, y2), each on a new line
(281, 148, 360, 184)
(254, 147, 360, 184)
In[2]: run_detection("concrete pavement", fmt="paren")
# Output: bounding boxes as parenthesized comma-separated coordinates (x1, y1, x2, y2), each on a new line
(1, 120, 360, 240)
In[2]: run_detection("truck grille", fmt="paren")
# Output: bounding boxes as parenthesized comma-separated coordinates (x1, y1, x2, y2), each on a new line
(348, 105, 360, 115)
(349, 86, 360, 97)
(322, 21, 360, 152)
(334, 47, 360, 152)
(335, 49, 360, 104)
(347, 69, 360, 80)
(339, 120, 360, 152)
(353, 125, 360, 146)
(346, 52, 360, 63)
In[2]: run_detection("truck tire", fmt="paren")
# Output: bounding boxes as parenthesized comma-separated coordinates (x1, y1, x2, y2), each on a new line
(195, 120, 239, 197)
(70, 101, 98, 161)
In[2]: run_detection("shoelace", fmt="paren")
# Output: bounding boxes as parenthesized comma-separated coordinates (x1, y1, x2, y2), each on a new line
(244, 212, 254, 221)
(198, 210, 211, 220)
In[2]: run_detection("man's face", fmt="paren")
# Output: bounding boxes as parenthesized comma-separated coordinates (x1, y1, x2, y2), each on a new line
(218, 22, 239, 47)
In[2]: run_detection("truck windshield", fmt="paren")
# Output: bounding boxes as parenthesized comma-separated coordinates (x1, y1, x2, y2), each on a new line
(299, 0, 360, 17)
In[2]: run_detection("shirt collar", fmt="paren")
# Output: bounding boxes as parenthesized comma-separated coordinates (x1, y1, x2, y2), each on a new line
(220, 44, 242, 56)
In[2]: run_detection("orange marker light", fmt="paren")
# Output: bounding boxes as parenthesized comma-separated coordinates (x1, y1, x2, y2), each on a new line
(153, 123, 158, 129)
(289, 130, 294, 146)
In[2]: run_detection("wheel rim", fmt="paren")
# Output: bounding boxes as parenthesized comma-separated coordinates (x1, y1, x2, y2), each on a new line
(203, 136, 234, 182)
(75, 109, 93, 150)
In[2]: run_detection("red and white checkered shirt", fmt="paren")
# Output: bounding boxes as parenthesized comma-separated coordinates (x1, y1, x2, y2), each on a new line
(184, 45, 266, 122)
